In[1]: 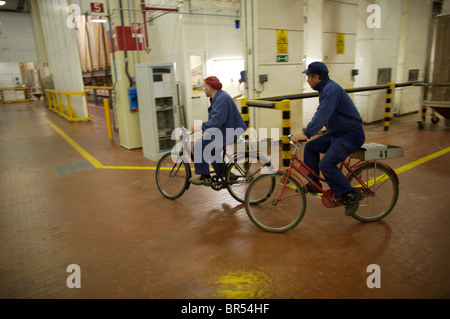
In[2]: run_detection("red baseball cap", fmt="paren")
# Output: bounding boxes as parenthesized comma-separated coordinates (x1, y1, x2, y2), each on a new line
(204, 76, 222, 90)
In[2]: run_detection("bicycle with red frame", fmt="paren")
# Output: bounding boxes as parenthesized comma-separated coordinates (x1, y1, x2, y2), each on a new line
(244, 135, 400, 233)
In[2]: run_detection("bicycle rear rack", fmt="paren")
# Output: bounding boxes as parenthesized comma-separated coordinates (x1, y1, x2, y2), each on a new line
(350, 143, 404, 161)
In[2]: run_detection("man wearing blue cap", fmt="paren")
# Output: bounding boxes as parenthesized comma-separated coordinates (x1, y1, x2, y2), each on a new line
(292, 61, 365, 216)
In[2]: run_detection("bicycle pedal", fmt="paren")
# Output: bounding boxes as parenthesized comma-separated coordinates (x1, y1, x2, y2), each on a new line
(332, 199, 344, 205)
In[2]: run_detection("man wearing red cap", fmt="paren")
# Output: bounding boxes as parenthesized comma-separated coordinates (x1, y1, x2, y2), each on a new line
(189, 76, 247, 186)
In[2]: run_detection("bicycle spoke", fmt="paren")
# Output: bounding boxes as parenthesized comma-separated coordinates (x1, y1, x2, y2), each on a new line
(348, 163, 398, 222)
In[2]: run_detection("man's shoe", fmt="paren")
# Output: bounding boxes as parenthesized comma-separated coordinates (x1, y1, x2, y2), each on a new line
(306, 182, 322, 194)
(189, 175, 212, 186)
(341, 189, 363, 216)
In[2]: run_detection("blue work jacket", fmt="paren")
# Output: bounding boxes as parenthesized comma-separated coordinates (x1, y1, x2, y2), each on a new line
(304, 77, 363, 138)
(201, 90, 247, 144)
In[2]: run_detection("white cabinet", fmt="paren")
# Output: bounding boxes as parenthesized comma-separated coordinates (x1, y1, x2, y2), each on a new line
(135, 63, 179, 162)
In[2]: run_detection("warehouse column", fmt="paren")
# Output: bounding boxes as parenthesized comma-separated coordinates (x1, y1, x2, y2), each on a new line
(107, 0, 143, 149)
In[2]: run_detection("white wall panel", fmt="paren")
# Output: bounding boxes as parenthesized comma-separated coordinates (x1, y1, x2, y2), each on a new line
(0, 12, 38, 63)
(0, 62, 21, 88)
(258, 0, 303, 30)
(323, 1, 358, 34)
(243, 0, 304, 135)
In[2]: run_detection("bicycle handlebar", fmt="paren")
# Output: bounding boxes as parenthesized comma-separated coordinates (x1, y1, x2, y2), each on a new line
(288, 134, 307, 146)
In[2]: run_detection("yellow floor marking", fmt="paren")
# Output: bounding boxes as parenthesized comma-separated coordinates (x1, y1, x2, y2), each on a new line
(31, 104, 104, 168)
(214, 270, 271, 299)
(394, 146, 450, 174)
(31, 105, 194, 170)
(32, 104, 450, 174)
(101, 165, 157, 170)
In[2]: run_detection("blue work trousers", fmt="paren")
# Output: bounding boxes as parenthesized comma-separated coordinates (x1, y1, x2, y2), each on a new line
(192, 134, 227, 176)
(304, 130, 365, 196)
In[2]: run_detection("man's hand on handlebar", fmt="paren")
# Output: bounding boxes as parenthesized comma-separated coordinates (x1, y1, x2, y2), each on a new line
(291, 134, 308, 144)
(191, 124, 202, 133)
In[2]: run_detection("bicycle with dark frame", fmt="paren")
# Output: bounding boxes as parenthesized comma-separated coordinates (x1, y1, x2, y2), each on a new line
(155, 126, 273, 203)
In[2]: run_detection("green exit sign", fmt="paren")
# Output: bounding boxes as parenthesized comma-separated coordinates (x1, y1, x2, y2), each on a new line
(277, 55, 288, 62)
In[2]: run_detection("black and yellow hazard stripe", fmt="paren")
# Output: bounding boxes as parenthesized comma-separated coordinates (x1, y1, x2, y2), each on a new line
(240, 98, 250, 129)
(384, 83, 395, 132)
(275, 100, 291, 167)
(421, 104, 427, 127)
(25, 87, 31, 101)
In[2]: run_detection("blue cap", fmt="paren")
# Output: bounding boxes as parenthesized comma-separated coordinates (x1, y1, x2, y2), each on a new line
(302, 61, 329, 76)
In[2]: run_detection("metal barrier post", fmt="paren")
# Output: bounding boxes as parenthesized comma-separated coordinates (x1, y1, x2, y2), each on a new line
(83, 91, 91, 119)
(384, 83, 395, 132)
(104, 99, 114, 141)
(275, 99, 291, 167)
(65, 92, 78, 119)
(57, 90, 64, 115)
(241, 97, 249, 129)
(420, 104, 427, 128)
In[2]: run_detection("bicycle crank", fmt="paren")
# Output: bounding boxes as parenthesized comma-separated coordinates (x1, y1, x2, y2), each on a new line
(211, 175, 225, 191)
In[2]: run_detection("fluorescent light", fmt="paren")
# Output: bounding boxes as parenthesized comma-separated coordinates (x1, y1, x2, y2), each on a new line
(92, 18, 107, 23)
(0, 1, 6, 6)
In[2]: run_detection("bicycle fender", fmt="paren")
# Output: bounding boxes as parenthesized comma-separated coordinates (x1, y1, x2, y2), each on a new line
(186, 165, 193, 190)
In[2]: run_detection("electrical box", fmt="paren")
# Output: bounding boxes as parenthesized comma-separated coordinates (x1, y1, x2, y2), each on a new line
(240, 70, 246, 83)
(135, 63, 180, 162)
(259, 74, 268, 83)
(128, 88, 138, 112)
(110, 23, 145, 53)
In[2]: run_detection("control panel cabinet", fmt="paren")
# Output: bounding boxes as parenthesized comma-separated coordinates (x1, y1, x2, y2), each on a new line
(135, 63, 179, 162)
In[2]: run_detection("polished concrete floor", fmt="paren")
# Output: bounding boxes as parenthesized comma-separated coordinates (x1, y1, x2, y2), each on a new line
(0, 100, 449, 299)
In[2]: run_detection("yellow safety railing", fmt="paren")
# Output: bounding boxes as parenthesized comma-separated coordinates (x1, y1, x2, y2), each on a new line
(241, 98, 292, 167)
(85, 86, 114, 106)
(85, 86, 113, 90)
(46, 89, 92, 122)
(240, 81, 423, 166)
(0, 87, 31, 103)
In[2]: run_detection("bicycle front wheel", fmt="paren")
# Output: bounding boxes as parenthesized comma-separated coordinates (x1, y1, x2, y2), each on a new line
(244, 172, 307, 233)
(347, 162, 399, 222)
(225, 152, 272, 203)
(156, 152, 190, 199)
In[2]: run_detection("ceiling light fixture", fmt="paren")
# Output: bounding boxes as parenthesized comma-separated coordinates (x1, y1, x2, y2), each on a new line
(92, 18, 107, 23)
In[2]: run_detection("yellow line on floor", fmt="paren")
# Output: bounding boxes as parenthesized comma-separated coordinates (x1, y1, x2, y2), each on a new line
(31, 104, 104, 168)
(32, 104, 449, 174)
(394, 146, 450, 174)
(31, 104, 174, 170)
(101, 165, 154, 170)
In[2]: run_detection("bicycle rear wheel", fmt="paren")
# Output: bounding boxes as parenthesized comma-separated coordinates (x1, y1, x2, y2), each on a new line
(156, 152, 190, 199)
(225, 152, 272, 203)
(347, 162, 399, 222)
(244, 172, 307, 233)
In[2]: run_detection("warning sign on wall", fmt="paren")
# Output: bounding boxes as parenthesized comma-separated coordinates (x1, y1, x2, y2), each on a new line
(276, 30, 288, 62)
(336, 33, 345, 54)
